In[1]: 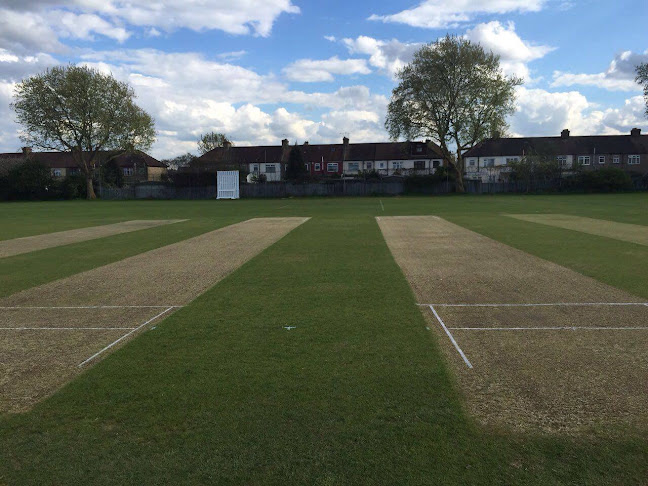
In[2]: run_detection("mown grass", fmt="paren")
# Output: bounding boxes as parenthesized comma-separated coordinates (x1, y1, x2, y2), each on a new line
(0, 194, 647, 484)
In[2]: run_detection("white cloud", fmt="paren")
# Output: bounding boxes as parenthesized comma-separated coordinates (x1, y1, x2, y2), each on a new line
(71, 49, 391, 157)
(58, 12, 130, 43)
(282, 56, 371, 82)
(510, 87, 646, 137)
(369, 0, 546, 29)
(0, 9, 65, 54)
(0, 49, 57, 82)
(464, 21, 554, 80)
(342, 36, 422, 78)
(75, 0, 299, 37)
(551, 50, 648, 92)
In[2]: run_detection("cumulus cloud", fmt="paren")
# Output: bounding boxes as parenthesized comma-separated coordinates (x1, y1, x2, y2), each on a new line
(464, 21, 554, 80)
(0, 0, 298, 58)
(552, 49, 648, 91)
(342, 36, 422, 78)
(282, 56, 371, 82)
(510, 87, 646, 137)
(72, 49, 390, 157)
(369, 0, 546, 29)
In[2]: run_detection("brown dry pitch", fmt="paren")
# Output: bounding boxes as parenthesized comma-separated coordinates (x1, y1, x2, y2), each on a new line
(0, 219, 187, 258)
(377, 215, 648, 435)
(506, 213, 648, 246)
(0, 217, 308, 413)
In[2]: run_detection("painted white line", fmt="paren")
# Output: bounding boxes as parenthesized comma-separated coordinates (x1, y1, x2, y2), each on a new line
(379, 199, 385, 212)
(0, 327, 136, 330)
(78, 307, 175, 367)
(278, 205, 289, 209)
(418, 302, 648, 308)
(429, 305, 473, 369)
(450, 326, 648, 331)
(0, 305, 184, 310)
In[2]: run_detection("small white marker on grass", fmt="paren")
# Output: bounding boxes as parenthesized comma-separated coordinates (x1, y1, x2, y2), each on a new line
(284, 326, 296, 330)
(379, 199, 385, 212)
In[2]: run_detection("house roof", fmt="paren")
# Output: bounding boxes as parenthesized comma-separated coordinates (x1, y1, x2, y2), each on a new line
(464, 131, 648, 158)
(196, 140, 445, 167)
(0, 150, 166, 169)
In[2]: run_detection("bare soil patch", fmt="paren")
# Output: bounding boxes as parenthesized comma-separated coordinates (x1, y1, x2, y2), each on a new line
(0, 219, 186, 258)
(0, 217, 308, 412)
(377, 215, 648, 435)
(506, 213, 648, 246)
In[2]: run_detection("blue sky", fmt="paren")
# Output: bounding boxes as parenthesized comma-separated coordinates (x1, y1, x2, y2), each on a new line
(0, 0, 646, 159)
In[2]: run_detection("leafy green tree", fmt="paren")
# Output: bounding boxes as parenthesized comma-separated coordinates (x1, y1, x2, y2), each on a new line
(101, 158, 124, 187)
(285, 146, 307, 181)
(636, 63, 648, 118)
(386, 35, 522, 192)
(197, 132, 232, 155)
(7, 159, 54, 200)
(12, 65, 155, 199)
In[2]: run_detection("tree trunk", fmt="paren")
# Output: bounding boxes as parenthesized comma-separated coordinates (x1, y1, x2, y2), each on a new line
(86, 176, 97, 199)
(454, 150, 465, 193)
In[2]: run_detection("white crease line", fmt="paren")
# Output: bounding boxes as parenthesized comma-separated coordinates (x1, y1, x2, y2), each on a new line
(417, 302, 648, 308)
(0, 305, 184, 310)
(0, 327, 136, 330)
(429, 305, 473, 369)
(449, 326, 648, 331)
(380, 200, 385, 212)
(78, 307, 175, 367)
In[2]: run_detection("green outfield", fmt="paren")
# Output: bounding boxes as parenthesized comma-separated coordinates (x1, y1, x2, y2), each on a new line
(1, 194, 647, 485)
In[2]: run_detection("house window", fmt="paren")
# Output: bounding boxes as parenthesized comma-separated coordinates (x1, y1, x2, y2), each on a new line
(414, 160, 425, 170)
(366, 162, 373, 170)
(347, 162, 359, 172)
(628, 155, 640, 165)
(416, 145, 423, 153)
(304, 163, 309, 171)
(483, 158, 495, 168)
(252, 164, 259, 172)
(265, 164, 276, 173)
(123, 167, 133, 176)
(432, 160, 441, 168)
(557, 156, 567, 167)
(379, 162, 385, 169)
(598, 155, 606, 164)
(327, 162, 338, 172)
(505, 157, 519, 164)
(578, 156, 590, 166)
(613, 155, 620, 164)
(52, 169, 62, 177)
(392, 161, 403, 170)
(469, 159, 476, 167)
(314, 162, 321, 171)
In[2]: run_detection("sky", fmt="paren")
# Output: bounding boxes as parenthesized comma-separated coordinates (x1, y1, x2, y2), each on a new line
(0, 0, 646, 159)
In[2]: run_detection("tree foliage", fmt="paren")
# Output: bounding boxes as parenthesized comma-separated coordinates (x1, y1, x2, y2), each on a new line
(197, 132, 232, 155)
(386, 35, 522, 191)
(6, 159, 54, 200)
(637, 63, 648, 118)
(285, 146, 307, 181)
(12, 65, 155, 199)
(508, 152, 564, 192)
(101, 158, 124, 187)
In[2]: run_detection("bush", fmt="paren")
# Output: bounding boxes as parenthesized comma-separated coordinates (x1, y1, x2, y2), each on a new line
(6, 159, 54, 200)
(580, 167, 633, 193)
(404, 166, 455, 191)
(59, 173, 87, 199)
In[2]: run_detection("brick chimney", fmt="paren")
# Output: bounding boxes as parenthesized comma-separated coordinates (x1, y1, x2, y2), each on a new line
(223, 141, 231, 150)
(21, 146, 32, 155)
(561, 129, 570, 139)
(631, 128, 641, 137)
(342, 136, 349, 160)
(303, 141, 309, 146)
(282, 138, 289, 149)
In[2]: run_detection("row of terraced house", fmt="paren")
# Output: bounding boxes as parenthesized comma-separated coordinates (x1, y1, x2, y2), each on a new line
(1, 128, 646, 183)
